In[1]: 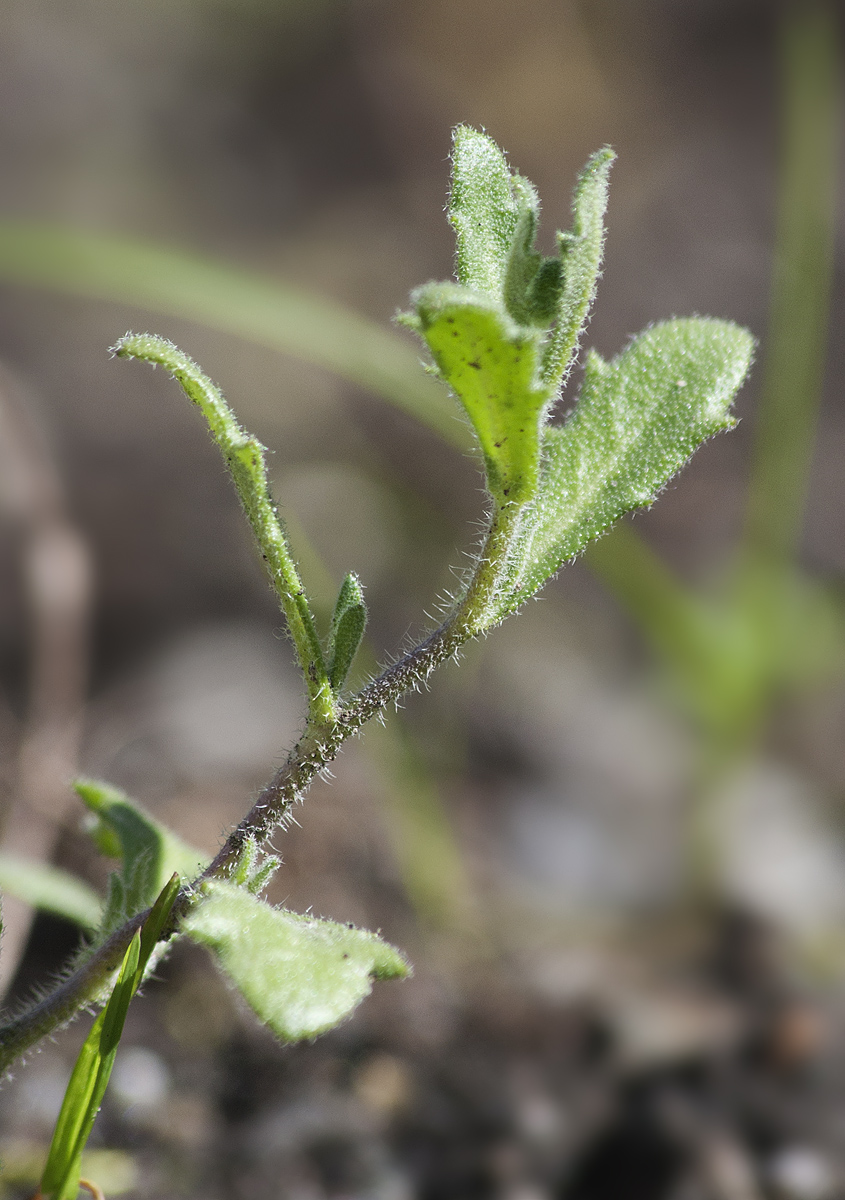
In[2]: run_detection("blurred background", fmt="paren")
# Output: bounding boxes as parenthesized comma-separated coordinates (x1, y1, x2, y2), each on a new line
(0, 1, 844, 1197)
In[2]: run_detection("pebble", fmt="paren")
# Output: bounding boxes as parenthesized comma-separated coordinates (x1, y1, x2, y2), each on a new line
(767, 1145, 836, 1200)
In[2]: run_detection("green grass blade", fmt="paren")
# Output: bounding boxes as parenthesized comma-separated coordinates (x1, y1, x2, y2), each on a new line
(585, 525, 715, 675)
(0, 223, 465, 448)
(0, 855, 102, 933)
(584, 525, 737, 729)
(135, 872, 181, 979)
(39, 1010, 106, 1198)
(39, 876, 179, 1200)
(47, 934, 141, 1200)
(742, 3, 841, 568)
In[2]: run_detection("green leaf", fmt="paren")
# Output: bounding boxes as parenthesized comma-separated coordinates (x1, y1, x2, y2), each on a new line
(183, 880, 410, 1042)
(0, 854, 102, 932)
(501, 318, 754, 609)
(405, 133, 616, 512)
(502, 175, 550, 326)
(231, 835, 281, 895)
(447, 127, 613, 389)
(448, 128, 568, 330)
(75, 779, 205, 924)
(542, 147, 615, 390)
(449, 125, 520, 301)
(113, 334, 336, 725)
(407, 283, 550, 505)
(327, 572, 368, 691)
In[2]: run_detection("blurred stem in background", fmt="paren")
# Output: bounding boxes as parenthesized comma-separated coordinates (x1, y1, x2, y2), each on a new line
(743, 3, 840, 572)
(685, 0, 841, 898)
(0, 226, 465, 450)
(588, 1, 842, 902)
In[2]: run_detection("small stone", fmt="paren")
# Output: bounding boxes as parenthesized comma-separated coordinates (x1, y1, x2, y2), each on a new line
(768, 1145, 836, 1200)
(110, 1045, 171, 1110)
(353, 1053, 411, 1115)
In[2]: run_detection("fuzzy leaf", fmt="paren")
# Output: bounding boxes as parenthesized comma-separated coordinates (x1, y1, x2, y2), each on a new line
(408, 283, 550, 504)
(183, 880, 410, 1042)
(231, 835, 280, 895)
(449, 129, 566, 330)
(327, 572, 367, 691)
(75, 779, 206, 919)
(449, 125, 520, 300)
(114, 334, 334, 725)
(500, 319, 754, 610)
(0, 855, 102, 932)
(542, 147, 615, 390)
(502, 175, 550, 326)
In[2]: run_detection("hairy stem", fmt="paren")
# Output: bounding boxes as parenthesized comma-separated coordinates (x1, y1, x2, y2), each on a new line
(205, 503, 518, 876)
(0, 503, 516, 1072)
(0, 912, 147, 1075)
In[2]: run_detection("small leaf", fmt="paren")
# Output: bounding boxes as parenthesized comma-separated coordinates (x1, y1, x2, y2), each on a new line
(99, 872, 126, 938)
(327, 572, 368, 691)
(75, 779, 205, 919)
(502, 175, 543, 326)
(231, 835, 280, 895)
(409, 283, 550, 505)
(246, 855, 281, 896)
(449, 130, 565, 329)
(231, 835, 259, 887)
(449, 125, 519, 301)
(501, 319, 754, 610)
(524, 256, 563, 327)
(542, 147, 615, 390)
(183, 880, 410, 1042)
(0, 854, 102, 932)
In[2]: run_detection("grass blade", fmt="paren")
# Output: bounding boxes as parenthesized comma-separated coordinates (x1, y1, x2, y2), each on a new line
(0, 223, 464, 448)
(742, 3, 841, 567)
(39, 875, 179, 1200)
